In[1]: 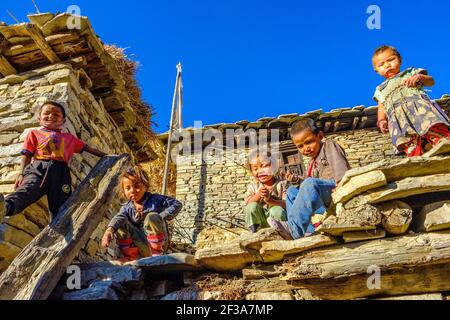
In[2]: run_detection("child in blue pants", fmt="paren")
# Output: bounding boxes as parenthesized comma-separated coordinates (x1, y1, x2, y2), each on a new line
(268, 119, 351, 240)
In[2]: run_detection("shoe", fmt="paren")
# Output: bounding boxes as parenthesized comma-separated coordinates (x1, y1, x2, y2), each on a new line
(119, 247, 139, 262)
(0, 194, 6, 224)
(147, 233, 165, 257)
(267, 217, 293, 240)
(117, 238, 139, 262)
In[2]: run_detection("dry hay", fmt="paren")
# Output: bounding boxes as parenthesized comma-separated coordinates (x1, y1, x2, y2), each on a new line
(104, 45, 177, 197)
(194, 273, 249, 300)
(104, 44, 154, 136)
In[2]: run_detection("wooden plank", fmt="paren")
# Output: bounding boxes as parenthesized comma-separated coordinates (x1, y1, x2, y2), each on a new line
(284, 231, 450, 281)
(288, 263, 450, 300)
(24, 24, 60, 64)
(376, 293, 444, 300)
(242, 265, 283, 280)
(0, 154, 131, 300)
(0, 53, 17, 76)
(342, 229, 386, 243)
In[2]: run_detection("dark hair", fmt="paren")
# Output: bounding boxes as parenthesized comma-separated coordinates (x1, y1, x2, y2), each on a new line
(39, 101, 66, 118)
(119, 165, 151, 195)
(290, 118, 320, 138)
(372, 45, 402, 61)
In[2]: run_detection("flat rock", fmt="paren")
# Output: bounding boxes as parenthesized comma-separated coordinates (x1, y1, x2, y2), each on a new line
(246, 292, 294, 300)
(195, 226, 247, 251)
(125, 253, 201, 272)
(336, 203, 382, 226)
(376, 201, 413, 235)
(417, 201, 450, 232)
(342, 229, 386, 243)
(260, 234, 338, 263)
(361, 173, 450, 204)
(195, 241, 262, 272)
(332, 170, 387, 204)
(0, 224, 34, 249)
(238, 228, 283, 250)
(316, 215, 378, 236)
(423, 139, 450, 158)
(61, 281, 122, 300)
(0, 240, 21, 262)
(376, 293, 444, 300)
(75, 264, 143, 288)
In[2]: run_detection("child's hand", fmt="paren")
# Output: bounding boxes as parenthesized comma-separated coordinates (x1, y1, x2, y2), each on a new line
(404, 75, 424, 87)
(286, 170, 300, 183)
(14, 174, 24, 190)
(101, 228, 114, 248)
(260, 187, 271, 203)
(377, 119, 389, 134)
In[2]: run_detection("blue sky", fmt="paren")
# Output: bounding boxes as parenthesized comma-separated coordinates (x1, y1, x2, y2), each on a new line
(2, 1, 449, 133)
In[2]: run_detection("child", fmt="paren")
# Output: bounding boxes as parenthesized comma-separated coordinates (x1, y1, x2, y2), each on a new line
(268, 119, 351, 240)
(372, 45, 450, 157)
(101, 166, 182, 261)
(244, 149, 288, 233)
(0, 101, 106, 223)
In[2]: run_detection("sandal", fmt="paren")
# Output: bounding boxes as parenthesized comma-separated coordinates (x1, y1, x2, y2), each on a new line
(267, 217, 293, 240)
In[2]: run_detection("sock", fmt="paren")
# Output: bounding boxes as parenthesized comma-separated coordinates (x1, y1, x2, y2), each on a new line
(249, 224, 259, 233)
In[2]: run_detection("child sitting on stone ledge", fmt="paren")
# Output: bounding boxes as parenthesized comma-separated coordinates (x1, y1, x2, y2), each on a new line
(268, 119, 351, 240)
(244, 148, 288, 233)
(101, 165, 182, 262)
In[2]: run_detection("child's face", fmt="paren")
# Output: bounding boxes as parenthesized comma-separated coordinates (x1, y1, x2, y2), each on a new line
(122, 176, 147, 203)
(292, 130, 324, 159)
(250, 157, 275, 184)
(39, 104, 65, 130)
(373, 49, 401, 79)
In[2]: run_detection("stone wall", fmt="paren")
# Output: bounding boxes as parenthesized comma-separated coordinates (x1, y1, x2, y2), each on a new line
(0, 63, 132, 272)
(173, 128, 397, 243)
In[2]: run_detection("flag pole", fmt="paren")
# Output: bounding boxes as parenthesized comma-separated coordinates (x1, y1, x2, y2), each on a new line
(162, 63, 182, 195)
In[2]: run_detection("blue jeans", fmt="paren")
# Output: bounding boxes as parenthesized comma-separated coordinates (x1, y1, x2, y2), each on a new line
(286, 178, 336, 239)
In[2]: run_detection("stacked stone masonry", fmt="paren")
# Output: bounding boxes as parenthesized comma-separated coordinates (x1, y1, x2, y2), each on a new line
(0, 64, 131, 272)
(173, 128, 398, 243)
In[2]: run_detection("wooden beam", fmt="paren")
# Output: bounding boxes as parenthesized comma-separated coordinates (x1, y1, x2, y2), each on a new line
(0, 52, 17, 76)
(0, 154, 131, 300)
(284, 231, 450, 281)
(289, 263, 450, 300)
(24, 24, 60, 64)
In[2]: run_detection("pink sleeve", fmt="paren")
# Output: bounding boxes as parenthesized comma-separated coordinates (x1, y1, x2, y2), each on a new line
(21, 131, 36, 156)
(73, 136, 87, 154)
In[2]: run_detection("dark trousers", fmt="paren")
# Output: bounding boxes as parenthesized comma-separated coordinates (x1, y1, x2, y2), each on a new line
(5, 160, 72, 221)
